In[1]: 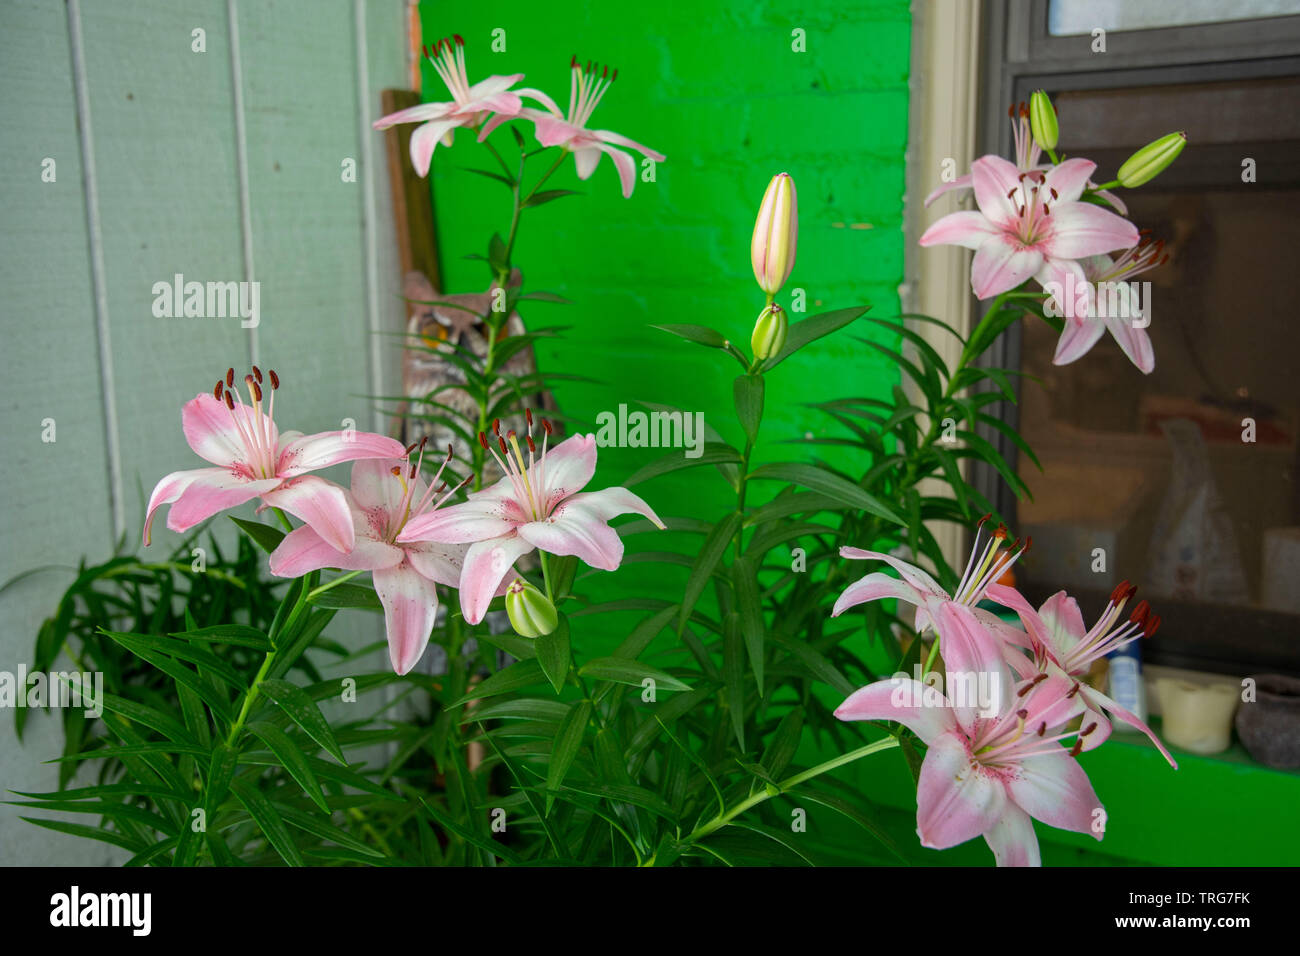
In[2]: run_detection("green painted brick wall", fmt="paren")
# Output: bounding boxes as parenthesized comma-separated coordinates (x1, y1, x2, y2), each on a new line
(418, 0, 911, 653)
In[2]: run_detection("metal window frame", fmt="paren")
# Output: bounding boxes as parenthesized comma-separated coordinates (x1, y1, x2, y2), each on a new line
(974, 0, 1300, 676)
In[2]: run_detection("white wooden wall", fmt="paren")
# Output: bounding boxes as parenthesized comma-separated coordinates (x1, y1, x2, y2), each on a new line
(0, 0, 409, 865)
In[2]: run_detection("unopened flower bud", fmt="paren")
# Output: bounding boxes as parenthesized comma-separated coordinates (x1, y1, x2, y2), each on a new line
(751, 303, 787, 363)
(1117, 132, 1187, 188)
(1029, 90, 1058, 152)
(751, 172, 798, 296)
(505, 578, 558, 638)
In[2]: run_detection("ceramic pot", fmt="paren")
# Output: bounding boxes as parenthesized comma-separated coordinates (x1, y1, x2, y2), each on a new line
(1235, 674, 1300, 769)
(1155, 678, 1238, 755)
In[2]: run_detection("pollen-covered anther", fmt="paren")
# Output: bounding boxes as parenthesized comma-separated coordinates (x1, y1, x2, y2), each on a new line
(1081, 722, 1098, 737)
(1069, 739, 1084, 757)
(252, 365, 263, 384)
(226, 368, 235, 387)
(478, 431, 490, 451)
(268, 369, 279, 390)
(213, 381, 224, 401)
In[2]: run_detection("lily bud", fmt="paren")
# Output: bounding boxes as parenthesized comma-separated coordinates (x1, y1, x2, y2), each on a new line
(751, 172, 798, 296)
(1116, 132, 1187, 188)
(1029, 90, 1058, 152)
(505, 578, 558, 638)
(751, 303, 787, 363)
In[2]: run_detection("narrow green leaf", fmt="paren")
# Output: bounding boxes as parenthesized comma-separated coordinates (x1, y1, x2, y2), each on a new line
(766, 306, 869, 369)
(545, 700, 592, 814)
(230, 516, 285, 554)
(256, 679, 346, 764)
(678, 513, 742, 632)
(733, 374, 764, 446)
(748, 462, 905, 526)
(731, 557, 766, 694)
(578, 657, 690, 692)
(231, 779, 304, 866)
(535, 616, 571, 694)
(246, 721, 329, 813)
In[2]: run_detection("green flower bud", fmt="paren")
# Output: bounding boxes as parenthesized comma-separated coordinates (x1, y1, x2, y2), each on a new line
(750, 303, 787, 363)
(505, 578, 558, 639)
(1029, 90, 1058, 152)
(1117, 131, 1187, 188)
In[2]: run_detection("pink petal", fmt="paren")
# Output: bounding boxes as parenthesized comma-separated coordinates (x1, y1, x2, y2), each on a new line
(971, 235, 1043, 300)
(534, 433, 597, 506)
(260, 475, 355, 553)
(1052, 315, 1105, 367)
(593, 128, 666, 162)
(1007, 750, 1104, 839)
(165, 469, 282, 534)
(517, 503, 625, 571)
(269, 523, 402, 578)
(276, 429, 406, 478)
(397, 495, 518, 545)
(917, 734, 1008, 850)
(409, 119, 459, 177)
(1087, 687, 1177, 768)
(533, 114, 582, 148)
(1038, 590, 1088, 654)
(919, 210, 999, 251)
(839, 547, 947, 602)
(563, 486, 664, 527)
(923, 173, 972, 207)
(1036, 256, 1093, 320)
(466, 73, 524, 100)
(1103, 309, 1155, 374)
(473, 91, 522, 115)
(405, 541, 470, 589)
(513, 88, 564, 117)
(144, 468, 206, 544)
(834, 677, 957, 745)
(970, 155, 1025, 230)
(983, 803, 1041, 867)
(1040, 202, 1140, 259)
(373, 560, 440, 675)
(831, 572, 920, 617)
(459, 534, 535, 625)
(181, 393, 262, 468)
(598, 143, 637, 198)
(986, 582, 1056, 658)
(1042, 157, 1097, 204)
(572, 146, 601, 180)
(350, 458, 414, 513)
(935, 604, 1017, 730)
(372, 100, 453, 130)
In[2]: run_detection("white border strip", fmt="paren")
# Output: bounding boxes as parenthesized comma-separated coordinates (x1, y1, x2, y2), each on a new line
(226, 0, 257, 366)
(67, 0, 125, 543)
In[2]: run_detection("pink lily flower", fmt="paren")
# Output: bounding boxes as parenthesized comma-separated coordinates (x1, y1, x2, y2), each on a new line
(396, 413, 664, 625)
(269, 443, 483, 675)
(1051, 239, 1167, 374)
(833, 517, 1032, 659)
(488, 57, 665, 198)
(144, 369, 405, 552)
(920, 155, 1140, 318)
(926, 104, 1127, 215)
(372, 35, 530, 177)
(986, 581, 1177, 767)
(836, 603, 1104, 866)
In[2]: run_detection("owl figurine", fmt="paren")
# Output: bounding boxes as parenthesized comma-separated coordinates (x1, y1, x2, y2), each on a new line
(397, 268, 558, 483)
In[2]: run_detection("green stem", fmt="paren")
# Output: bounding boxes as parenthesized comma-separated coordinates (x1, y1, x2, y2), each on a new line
(306, 570, 365, 602)
(538, 550, 555, 602)
(226, 650, 276, 747)
(669, 736, 900, 854)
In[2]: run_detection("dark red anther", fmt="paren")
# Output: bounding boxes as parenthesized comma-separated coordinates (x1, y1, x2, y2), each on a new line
(1129, 599, 1150, 625)
(1042, 204, 1051, 216)
(1022, 535, 1033, 554)
(454, 34, 464, 46)
(542, 419, 553, 435)
(269, 369, 279, 390)
(404, 442, 418, 456)
(527, 435, 536, 453)
(438, 481, 448, 493)
(251, 380, 263, 403)
(421, 44, 430, 59)
(1050, 188, 1058, 200)
(1145, 614, 1162, 638)
(612, 68, 618, 82)
(478, 432, 490, 451)
(498, 436, 508, 456)
(213, 381, 224, 401)
(570, 54, 577, 68)
(977, 513, 991, 529)
(226, 368, 235, 387)
(252, 365, 262, 384)
(223, 391, 235, 410)
(1110, 579, 1132, 603)
(1081, 722, 1098, 737)
(446, 443, 454, 462)
(1037, 722, 1047, 737)
(1016, 708, 1028, 721)
(492, 417, 501, 435)
(409, 464, 417, 479)
(1067, 681, 1081, 699)
(1069, 739, 1084, 757)
(525, 408, 533, 427)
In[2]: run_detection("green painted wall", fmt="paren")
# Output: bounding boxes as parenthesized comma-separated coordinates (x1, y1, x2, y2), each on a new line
(418, 1, 911, 638)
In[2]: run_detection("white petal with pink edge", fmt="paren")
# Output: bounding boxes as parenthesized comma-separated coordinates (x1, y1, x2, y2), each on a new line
(165, 470, 282, 534)
(373, 561, 441, 675)
(916, 734, 1009, 849)
(459, 534, 535, 625)
(260, 476, 355, 554)
(833, 677, 957, 746)
(276, 430, 406, 477)
(1007, 749, 1104, 837)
